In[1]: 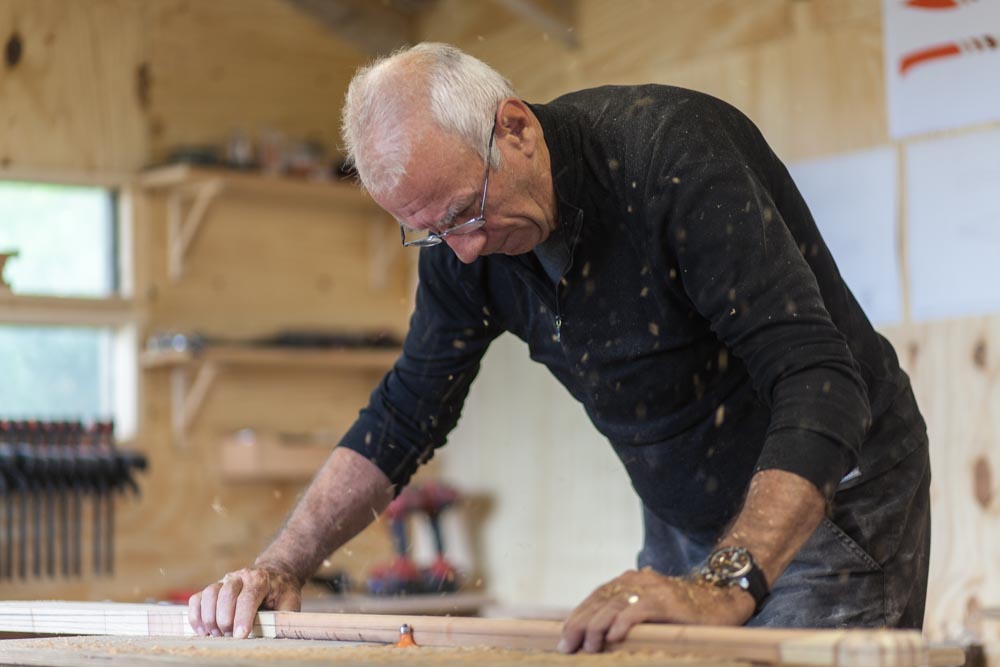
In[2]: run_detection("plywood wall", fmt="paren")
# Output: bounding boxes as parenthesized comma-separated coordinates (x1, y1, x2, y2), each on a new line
(0, 0, 149, 174)
(423, 0, 1000, 638)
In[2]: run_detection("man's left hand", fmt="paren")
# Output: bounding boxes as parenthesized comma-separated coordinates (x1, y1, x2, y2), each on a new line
(557, 568, 755, 654)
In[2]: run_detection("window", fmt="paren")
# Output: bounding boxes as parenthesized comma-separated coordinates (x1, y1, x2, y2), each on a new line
(0, 180, 136, 435)
(0, 181, 118, 298)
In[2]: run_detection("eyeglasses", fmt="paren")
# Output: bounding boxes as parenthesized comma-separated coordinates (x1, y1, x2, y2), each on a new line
(399, 126, 495, 248)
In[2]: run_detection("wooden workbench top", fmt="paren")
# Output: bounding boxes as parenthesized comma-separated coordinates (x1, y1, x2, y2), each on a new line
(0, 635, 750, 667)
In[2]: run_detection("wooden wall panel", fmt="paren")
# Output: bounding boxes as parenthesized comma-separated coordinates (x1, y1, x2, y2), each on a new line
(0, 0, 148, 174)
(146, 0, 364, 164)
(421, 0, 885, 163)
(883, 318, 1000, 640)
(143, 194, 412, 338)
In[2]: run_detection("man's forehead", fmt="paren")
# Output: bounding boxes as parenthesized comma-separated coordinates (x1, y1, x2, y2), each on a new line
(381, 151, 479, 221)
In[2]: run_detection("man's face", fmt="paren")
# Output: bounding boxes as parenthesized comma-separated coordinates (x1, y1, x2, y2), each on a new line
(372, 124, 555, 264)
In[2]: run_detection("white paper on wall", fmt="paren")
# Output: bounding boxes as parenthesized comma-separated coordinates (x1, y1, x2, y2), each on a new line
(906, 127, 1000, 320)
(883, 0, 1000, 138)
(789, 147, 902, 326)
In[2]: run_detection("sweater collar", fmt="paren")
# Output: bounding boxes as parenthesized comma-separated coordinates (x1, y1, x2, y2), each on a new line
(527, 101, 585, 253)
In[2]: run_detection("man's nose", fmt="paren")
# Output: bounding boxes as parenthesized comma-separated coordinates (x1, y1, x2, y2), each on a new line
(444, 232, 485, 264)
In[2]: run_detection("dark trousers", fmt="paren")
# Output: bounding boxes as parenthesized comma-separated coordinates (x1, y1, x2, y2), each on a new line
(637, 442, 931, 628)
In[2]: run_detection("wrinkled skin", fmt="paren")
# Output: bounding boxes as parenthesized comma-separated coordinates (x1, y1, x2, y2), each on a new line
(188, 566, 301, 638)
(558, 569, 755, 654)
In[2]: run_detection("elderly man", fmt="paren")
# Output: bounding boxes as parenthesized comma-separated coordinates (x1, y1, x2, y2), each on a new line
(190, 43, 930, 652)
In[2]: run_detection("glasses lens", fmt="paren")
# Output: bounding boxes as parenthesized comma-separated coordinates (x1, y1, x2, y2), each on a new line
(446, 216, 485, 236)
(401, 225, 436, 246)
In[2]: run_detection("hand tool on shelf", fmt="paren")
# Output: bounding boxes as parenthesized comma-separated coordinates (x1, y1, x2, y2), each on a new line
(0, 418, 147, 579)
(19, 421, 45, 578)
(52, 421, 75, 578)
(40, 423, 59, 578)
(419, 481, 460, 593)
(367, 486, 423, 596)
(0, 421, 30, 579)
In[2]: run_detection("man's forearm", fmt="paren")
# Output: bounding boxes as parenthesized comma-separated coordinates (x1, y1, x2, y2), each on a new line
(718, 468, 826, 585)
(254, 447, 395, 585)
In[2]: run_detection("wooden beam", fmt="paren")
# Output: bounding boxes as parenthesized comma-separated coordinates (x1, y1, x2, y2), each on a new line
(491, 0, 578, 48)
(0, 294, 136, 328)
(285, 0, 415, 55)
(0, 602, 967, 667)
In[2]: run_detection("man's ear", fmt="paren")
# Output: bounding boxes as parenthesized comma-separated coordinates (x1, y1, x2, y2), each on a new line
(496, 98, 539, 156)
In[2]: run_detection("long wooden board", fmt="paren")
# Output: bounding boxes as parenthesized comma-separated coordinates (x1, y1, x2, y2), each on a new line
(0, 602, 965, 667)
(0, 635, 747, 667)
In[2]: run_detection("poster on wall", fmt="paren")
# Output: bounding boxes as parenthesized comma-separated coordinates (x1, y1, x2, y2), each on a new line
(906, 127, 1000, 320)
(788, 148, 902, 326)
(883, 0, 1000, 138)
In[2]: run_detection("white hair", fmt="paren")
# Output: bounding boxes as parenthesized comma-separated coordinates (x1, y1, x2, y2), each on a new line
(341, 43, 516, 195)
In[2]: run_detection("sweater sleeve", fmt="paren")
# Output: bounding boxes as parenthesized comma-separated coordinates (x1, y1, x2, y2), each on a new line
(665, 159, 871, 499)
(337, 249, 501, 492)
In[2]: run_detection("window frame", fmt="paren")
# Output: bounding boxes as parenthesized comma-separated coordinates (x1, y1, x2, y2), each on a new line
(0, 169, 141, 439)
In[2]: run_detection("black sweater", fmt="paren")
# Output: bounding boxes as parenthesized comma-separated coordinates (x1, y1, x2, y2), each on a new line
(339, 85, 927, 533)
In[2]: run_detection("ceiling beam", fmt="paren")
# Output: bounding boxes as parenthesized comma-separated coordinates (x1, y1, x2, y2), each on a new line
(491, 0, 578, 48)
(286, 0, 415, 56)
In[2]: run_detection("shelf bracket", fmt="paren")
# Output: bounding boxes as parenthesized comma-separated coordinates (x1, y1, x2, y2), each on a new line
(169, 360, 221, 447)
(167, 178, 225, 282)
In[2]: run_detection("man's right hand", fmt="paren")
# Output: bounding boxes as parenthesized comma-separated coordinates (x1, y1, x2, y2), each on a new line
(188, 565, 302, 639)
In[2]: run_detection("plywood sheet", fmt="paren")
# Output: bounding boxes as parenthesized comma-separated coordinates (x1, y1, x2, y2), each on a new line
(0, 635, 740, 667)
(0, 0, 149, 173)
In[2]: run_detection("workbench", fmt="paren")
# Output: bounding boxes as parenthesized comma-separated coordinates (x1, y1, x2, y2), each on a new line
(0, 602, 967, 667)
(0, 635, 730, 666)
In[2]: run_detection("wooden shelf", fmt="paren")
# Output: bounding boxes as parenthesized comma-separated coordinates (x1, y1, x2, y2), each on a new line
(0, 293, 135, 327)
(138, 164, 370, 207)
(142, 345, 400, 446)
(137, 165, 394, 283)
(140, 345, 400, 371)
(219, 430, 338, 482)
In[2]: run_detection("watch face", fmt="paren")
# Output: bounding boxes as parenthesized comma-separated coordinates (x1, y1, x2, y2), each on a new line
(708, 547, 753, 579)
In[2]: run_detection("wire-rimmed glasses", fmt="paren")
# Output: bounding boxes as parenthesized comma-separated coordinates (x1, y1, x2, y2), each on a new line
(399, 127, 495, 248)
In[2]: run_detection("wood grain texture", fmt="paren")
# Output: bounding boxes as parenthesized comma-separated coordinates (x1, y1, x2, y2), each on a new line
(0, 635, 743, 667)
(0, 602, 960, 667)
(0, 0, 149, 173)
(883, 317, 1000, 641)
(419, 0, 885, 163)
(145, 0, 364, 164)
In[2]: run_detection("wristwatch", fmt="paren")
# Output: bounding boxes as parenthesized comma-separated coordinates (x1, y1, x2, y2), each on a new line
(698, 546, 770, 612)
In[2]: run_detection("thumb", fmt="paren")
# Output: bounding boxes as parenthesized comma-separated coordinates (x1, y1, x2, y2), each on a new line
(273, 589, 301, 612)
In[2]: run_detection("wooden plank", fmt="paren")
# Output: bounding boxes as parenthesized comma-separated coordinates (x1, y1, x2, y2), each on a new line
(300, 592, 493, 616)
(138, 165, 373, 211)
(0, 635, 740, 667)
(219, 431, 333, 482)
(0, 602, 959, 667)
(0, 294, 137, 328)
(490, 0, 578, 48)
(285, 0, 416, 56)
(141, 346, 401, 372)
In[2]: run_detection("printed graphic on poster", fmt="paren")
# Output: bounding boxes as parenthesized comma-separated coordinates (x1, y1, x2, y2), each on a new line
(789, 148, 902, 326)
(906, 127, 1000, 320)
(884, 0, 1000, 138)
